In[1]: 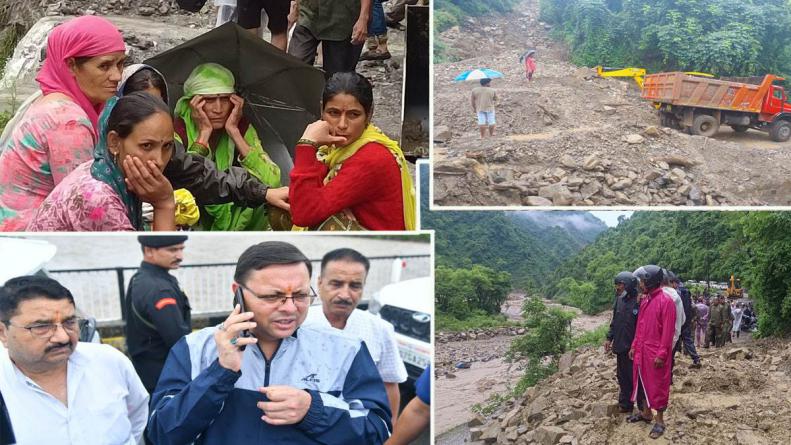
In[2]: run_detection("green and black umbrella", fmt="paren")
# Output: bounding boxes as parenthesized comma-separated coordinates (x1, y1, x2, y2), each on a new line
(145, 23, 325, 181)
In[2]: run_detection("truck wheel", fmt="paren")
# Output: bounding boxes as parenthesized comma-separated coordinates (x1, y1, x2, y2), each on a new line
(659, 112, 671, 127)
(770, 120, 791, 142)
(692, 115, 719, 137)
(731, 125, 749, 133)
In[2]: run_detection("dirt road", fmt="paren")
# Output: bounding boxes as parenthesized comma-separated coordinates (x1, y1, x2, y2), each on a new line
(432, 0, 791, 206)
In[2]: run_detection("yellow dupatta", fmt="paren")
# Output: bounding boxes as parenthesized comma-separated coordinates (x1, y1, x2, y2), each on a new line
(293, 124, 416, 230)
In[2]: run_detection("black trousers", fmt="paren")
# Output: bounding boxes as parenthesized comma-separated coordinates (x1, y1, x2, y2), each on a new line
(680, 324, 700, 362)
(616, 352, 634, 410)
(287, 25, 364, 79)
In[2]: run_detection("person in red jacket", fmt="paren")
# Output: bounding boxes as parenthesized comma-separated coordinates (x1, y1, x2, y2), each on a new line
(524, 52, 537, 81)
(288, 72, 415, 231)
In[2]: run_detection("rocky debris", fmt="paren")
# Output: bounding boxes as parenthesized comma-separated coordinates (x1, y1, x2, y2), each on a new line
(45, 1, 203, 21)
(467, 337, 791, 444)
(436, 326, 526, 344)
(434, 125, 452, 143)
(435, 327, 526, 377)
(433, 0, 791, 206)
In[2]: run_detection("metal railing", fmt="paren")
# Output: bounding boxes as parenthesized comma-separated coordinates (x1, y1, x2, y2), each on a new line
(49, 255, 431, 323)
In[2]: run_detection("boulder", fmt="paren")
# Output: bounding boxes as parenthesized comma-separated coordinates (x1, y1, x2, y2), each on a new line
(538, 184, 574, 206)
(625, 134, 645, 144)
(525, 196, 554, 206)
(590, 402, 619, 418)
(534, 426, 567, 445)
(434, 125, 452, 142)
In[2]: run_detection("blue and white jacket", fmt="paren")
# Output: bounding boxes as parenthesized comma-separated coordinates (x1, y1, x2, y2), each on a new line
(147, 325, 392, 444)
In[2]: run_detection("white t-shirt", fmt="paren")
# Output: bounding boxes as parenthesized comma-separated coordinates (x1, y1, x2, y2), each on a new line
(304, 307, 408, 384)
(0, 342, 149, 445)
(663, 286, 685, 345)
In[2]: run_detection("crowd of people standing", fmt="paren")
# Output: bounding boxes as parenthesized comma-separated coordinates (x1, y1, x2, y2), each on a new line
(0, 1, 421, 232)
(605, 266, 756, 440)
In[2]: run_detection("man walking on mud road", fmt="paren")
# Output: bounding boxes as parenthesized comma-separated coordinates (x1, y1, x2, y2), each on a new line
(605, 271, 640, 414)
(471, 78, 498, 138)
(628, 265, 676, 440)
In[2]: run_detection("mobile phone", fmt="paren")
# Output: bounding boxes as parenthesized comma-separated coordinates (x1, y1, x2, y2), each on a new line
(233, 287, 252, 350)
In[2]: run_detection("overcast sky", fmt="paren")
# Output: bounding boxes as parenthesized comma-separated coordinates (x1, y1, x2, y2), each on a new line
(590, 211, 634, 227)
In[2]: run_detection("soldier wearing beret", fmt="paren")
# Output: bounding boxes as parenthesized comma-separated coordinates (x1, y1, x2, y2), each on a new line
(125, 235, 191, 393)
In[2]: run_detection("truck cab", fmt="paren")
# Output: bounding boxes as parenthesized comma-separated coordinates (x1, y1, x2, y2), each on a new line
(762, 84, 791, 117)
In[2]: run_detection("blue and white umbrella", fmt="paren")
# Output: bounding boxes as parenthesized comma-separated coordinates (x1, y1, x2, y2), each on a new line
(453, 68, 504, 82)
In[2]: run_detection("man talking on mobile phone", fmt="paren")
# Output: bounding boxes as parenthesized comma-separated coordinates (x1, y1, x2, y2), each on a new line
(147, 241, 391, 444)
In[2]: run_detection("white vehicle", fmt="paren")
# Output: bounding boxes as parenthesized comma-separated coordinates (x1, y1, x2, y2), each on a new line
(0, 237, 100, 343)
(368, 276, 432, 384)
(0, 237, 57, 283)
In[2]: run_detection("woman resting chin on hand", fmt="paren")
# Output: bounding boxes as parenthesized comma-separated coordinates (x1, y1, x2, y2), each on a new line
(288, 72, 415, 231)
(27, 92, 176, 231)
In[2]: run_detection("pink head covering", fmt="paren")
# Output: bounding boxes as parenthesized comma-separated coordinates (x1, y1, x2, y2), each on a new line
(35, 16, 126, 137)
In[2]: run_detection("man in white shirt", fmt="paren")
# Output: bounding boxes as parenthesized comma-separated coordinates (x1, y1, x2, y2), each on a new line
(0, 276, 148, 445)
(304, 248, 408, 425)
(661, 270, 685, 346)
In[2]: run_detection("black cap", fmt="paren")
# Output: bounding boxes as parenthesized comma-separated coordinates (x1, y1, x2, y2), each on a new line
(138, 235, 188, 248)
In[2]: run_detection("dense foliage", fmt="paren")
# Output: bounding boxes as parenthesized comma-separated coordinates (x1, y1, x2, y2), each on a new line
(435, 264, 512, 317)
(546, 211, 791, 337)
(539, 0, 791, 77)
(545, 212, 749, 313)
(739, 213, 791, 337)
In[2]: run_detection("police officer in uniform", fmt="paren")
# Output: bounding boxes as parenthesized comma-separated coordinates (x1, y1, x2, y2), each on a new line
(125, 235, 191, 393)
(604, 271, 640, 414)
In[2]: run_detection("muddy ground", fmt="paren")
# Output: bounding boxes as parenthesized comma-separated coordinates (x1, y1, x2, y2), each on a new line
(462, 332, 789, 445)
(432, 0, 791, 206)
(435, 294, 611, 437)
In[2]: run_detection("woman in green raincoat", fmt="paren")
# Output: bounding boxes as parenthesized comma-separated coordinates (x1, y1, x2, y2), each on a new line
(174, 62, 281, 231)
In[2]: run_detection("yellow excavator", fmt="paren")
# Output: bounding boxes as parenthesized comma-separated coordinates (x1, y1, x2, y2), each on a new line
(726, 274, 744, 299)
(594, 66, 714, 89)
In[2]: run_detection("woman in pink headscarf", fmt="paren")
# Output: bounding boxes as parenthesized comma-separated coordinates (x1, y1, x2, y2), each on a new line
(0, 16, 126, 231)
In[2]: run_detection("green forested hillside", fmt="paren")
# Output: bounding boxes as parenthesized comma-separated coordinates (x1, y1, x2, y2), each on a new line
(423, 209, 605, 290)
(545, 211, 791, 337)
(539, 0, 791, 78)
(435, 0, 522, 32)
(420, 169, 606, 290)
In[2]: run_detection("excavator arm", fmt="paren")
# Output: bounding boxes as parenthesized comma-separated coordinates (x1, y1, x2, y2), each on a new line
(595, 66, 647, 89)
(595, 66, 714, 90)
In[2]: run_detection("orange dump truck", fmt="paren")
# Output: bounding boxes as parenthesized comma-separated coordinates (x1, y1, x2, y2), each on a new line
(641, 72, 791, 142)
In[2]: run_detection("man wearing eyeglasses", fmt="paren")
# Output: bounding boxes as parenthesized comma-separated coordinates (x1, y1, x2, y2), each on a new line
(148, 241, 391, 444)
(304, 248, 407, 426)
(0, 276, 148, 444)
(125, 234, 191, 394)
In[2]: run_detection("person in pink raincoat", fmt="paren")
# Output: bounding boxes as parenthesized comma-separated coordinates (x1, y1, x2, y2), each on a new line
(628, 265, 676, 440)
(524, 53, 536, 81)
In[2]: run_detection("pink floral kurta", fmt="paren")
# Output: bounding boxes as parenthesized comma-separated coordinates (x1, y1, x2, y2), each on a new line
(0, 98, 95, 231)
(26, 162, 134, 231)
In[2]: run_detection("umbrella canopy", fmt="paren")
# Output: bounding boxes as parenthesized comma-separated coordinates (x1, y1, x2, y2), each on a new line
(145, 23, 325, 183)
(519, 49, 537, 63)
(453, 68, 504, 82)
